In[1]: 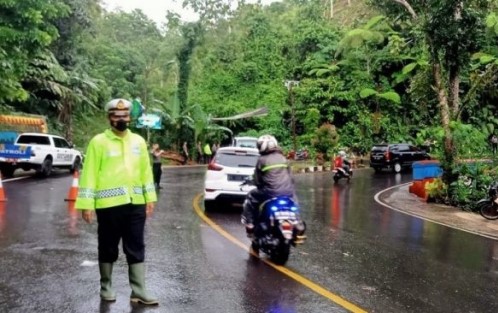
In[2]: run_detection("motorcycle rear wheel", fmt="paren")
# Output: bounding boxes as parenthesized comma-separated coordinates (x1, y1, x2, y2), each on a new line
(479, 201, 498, 220)
(270, 242, 290, 265)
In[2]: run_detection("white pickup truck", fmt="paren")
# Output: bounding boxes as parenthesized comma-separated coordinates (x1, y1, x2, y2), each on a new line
(0, 133, 83, 178)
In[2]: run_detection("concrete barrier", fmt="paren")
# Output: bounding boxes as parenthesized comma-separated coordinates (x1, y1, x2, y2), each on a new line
(410, 161, 442, 201)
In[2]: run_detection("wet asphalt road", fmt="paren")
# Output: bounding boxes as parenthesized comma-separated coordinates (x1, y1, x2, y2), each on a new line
(0, 167, 497, 313)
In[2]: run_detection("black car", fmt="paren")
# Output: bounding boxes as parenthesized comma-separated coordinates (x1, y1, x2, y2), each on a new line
(370, 143, 430, 173)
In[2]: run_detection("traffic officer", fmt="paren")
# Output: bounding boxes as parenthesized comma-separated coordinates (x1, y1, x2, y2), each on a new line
(75, 98, 158, 305)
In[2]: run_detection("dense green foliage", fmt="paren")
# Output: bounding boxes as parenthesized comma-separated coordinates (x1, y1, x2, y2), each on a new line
(2, 0, 498, 204)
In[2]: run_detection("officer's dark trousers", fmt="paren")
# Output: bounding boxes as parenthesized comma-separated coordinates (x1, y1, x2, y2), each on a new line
(152, 163, 162, 187)
(96, 204, 146, 265)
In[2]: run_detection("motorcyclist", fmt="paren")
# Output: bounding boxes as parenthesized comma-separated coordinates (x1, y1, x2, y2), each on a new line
(241, 135, 305, 239)
(334, 150, 352, 176)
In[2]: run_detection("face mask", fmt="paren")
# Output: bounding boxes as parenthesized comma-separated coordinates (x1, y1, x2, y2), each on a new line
(111, 120, 129, 132)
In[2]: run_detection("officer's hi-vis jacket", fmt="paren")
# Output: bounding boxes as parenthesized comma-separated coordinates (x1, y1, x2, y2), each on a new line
(75, 129, 157, 210)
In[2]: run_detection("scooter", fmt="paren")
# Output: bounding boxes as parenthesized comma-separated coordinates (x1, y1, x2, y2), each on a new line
(240, 180, 306, 265)
(477, 182, 498, 220)
(332, 166, 352, 183)
(295, 149, 309, 161)
(251, 196, 306, 265)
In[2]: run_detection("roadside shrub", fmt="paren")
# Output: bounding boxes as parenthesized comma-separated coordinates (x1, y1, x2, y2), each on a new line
(312, 123, 339, 160)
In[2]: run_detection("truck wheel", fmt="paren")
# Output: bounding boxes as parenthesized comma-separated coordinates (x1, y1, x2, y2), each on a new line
(39, 158, 53, 178)
(70, 157, 81, 174)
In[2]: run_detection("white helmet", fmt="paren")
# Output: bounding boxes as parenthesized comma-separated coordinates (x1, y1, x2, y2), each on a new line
(104, 99, 131, 114)
(257, 135, 278, 154)
(338, 150, 346, 157)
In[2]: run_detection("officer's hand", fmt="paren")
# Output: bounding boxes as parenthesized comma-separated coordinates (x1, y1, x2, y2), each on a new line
(146, 202, 155, 217)
(82, 210, 93, 224)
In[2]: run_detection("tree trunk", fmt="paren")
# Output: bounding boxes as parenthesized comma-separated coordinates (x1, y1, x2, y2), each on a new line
(449, 1, 463, 118)
(432, 59, 456, 184)
(449, 70, 460, 118)
(393, 0, 418, 19)
(59, 99, 73, 142)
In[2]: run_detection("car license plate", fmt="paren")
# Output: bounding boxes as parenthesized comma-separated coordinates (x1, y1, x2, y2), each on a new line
(273, 211, 296, 220)
(228, 174, 249, 181)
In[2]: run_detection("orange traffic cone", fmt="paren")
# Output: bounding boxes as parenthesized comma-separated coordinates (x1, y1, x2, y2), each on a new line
(65, 170, 79, 201)
(0, 173, 6, 202)
(0, 202, 5, 233)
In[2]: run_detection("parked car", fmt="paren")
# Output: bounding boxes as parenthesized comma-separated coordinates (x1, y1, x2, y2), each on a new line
(370, 143, 430, 173)
(0, 132, 83, 177)
(204, 146, 259, 211)
(232, 136, 258, 149)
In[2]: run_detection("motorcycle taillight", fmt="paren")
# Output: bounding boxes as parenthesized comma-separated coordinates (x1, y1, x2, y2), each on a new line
(281, 221, 292, 231)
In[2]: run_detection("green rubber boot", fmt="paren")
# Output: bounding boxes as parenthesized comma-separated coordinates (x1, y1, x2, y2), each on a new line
(128, 263, 158, 305)
(99, 263, 116, 302)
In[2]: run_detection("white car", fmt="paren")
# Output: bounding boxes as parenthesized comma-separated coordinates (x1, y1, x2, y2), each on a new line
(232, 136, 258, 149)
(0, 133, 83, 177)
(204, 146, 259, 211)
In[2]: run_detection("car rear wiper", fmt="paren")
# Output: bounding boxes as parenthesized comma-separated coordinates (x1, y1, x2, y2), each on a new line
(238, 164, 254, 167)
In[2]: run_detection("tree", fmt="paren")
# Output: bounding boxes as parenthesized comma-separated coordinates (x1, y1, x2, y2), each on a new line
(312, 123, 339, 162)
(0, 0, 69, 105)
(376, 0, 489, 185)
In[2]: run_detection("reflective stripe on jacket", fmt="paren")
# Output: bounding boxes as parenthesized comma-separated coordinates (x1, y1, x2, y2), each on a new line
(75, 129, 157, 210)
(254, 150, 294, 197)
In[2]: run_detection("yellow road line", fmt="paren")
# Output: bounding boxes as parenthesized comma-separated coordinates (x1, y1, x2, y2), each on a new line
(193, 193, 368, 313)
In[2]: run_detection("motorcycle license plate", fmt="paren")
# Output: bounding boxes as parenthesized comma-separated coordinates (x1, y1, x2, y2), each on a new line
(274, 211, 296, 220)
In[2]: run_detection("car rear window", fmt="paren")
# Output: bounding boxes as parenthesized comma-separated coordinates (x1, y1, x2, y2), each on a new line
(215, 151, 259, 168)
(17, 135, 50, 145)
(371, 145, 387, 152)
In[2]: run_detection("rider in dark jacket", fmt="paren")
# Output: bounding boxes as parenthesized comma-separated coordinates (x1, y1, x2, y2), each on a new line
(241, 135, 304, 237)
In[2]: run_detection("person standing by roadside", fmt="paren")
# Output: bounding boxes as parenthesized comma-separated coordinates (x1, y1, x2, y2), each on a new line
(203, 142, 212, 164)
(211, 141, 218, 156)
(491, 134, 498, 156)
(75, 98, 159, 305)
(182, 141, 189, 165)
(150, 143, 163, 189)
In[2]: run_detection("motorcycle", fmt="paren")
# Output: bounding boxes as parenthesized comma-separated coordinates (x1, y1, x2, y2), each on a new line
(295, 149, 309, 161)
(252, 196, 306, 265)
(241, 181, 306, 265)
(476, 182, 498, 220)
(332, 166, 352, 183)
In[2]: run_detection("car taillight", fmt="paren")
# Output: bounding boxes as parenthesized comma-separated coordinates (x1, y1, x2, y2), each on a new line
(207, 162, 223, 171)
(384, 151, 391, 161)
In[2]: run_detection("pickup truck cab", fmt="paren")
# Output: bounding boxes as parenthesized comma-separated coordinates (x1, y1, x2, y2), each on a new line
(232, 136, 258, 149)
(0, 133, 83, 177)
